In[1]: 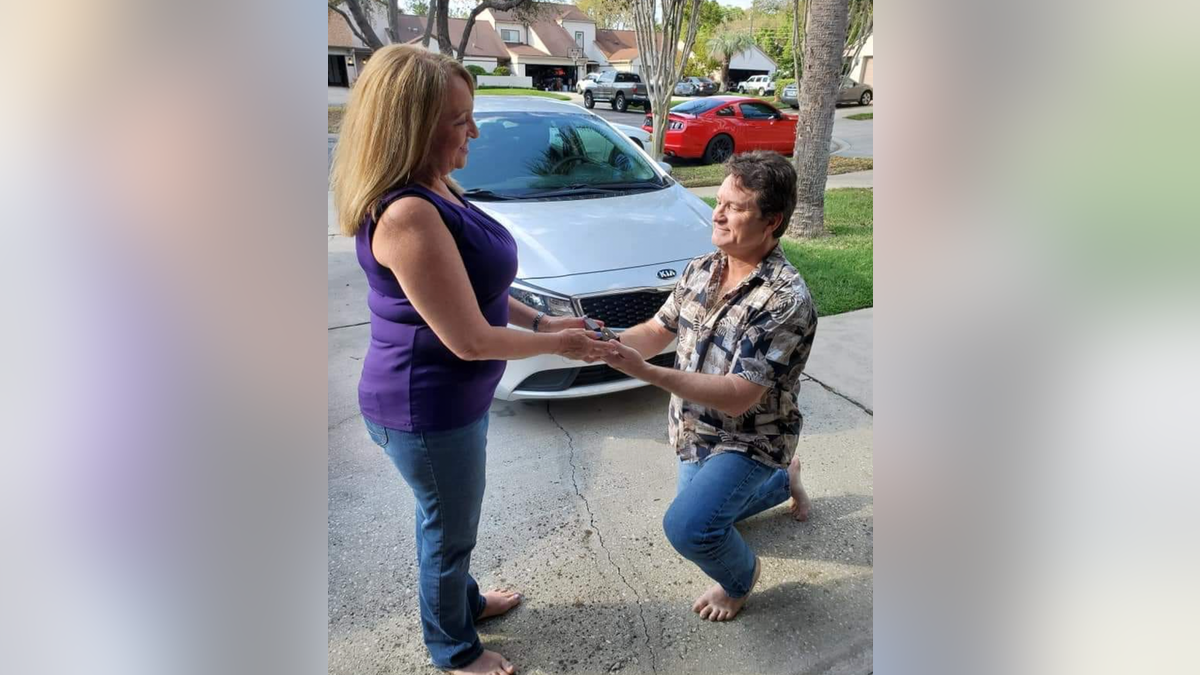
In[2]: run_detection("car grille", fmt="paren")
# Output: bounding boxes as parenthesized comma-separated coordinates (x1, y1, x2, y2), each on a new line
(579, 289, 672, 329)
(515, 352, 677, 393)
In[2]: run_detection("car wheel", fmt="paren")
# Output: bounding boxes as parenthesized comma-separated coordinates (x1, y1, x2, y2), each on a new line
(584, 91, 594, 109)
(643, 101, 651, 113)
(860, 90, 872, 105)
(791, 103, 799, 109)
(703, 134, 734, 164)
(615, 93, 627, 112)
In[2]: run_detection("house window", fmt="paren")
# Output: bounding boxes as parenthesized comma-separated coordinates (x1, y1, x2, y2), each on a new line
(575, 31, 584, 48)
(501, 29, 520, 43)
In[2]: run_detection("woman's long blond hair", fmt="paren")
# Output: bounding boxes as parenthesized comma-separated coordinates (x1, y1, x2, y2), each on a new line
(331, 44, 474, 237)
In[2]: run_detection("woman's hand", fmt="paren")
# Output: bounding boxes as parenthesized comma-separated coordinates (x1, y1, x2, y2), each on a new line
(540, 316, 603, 333)
(555, 328, 609, 362)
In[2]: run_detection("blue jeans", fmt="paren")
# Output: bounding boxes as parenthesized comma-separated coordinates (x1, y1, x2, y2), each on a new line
(365, 414, 490, 670)
(663, 452, 791, 597)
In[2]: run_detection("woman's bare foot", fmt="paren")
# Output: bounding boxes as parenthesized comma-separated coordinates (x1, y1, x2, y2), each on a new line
(787, 455, 811, 522)
(691, 558, 761, 621)
(477, 589, 522, 621)
(451, 649, 516, 675)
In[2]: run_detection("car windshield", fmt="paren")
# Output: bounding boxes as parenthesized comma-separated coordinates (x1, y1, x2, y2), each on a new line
(670, 98, 726, 115)
(452, 112, 664, 199)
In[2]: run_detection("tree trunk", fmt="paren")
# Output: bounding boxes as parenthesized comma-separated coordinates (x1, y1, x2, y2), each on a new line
(632, 0, 703, 161)
(457, 0, 531, 62)
(422, 2, 436, 47)
(791, 0, 807, 86)
(339, 0, 384, 50)
(787, 0, 849, 239)
(720, 59, 730, 91)
(386, 0, 400, 43)
(435, 0, 453, 55)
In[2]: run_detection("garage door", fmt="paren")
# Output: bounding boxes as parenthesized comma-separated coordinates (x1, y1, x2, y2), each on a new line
(861, 56, 873, 86)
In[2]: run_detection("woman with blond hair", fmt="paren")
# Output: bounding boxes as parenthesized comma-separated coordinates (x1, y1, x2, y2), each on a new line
(331, 45, 605, 675)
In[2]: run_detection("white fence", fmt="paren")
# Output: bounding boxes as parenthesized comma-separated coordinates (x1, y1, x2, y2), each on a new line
(476, 75, 534, 88)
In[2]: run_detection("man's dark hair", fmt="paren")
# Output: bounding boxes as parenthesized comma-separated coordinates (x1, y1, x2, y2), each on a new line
(723, 151, 798, 238)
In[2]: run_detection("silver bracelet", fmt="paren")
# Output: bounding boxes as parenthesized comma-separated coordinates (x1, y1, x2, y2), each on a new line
(531, 311, 546, 333)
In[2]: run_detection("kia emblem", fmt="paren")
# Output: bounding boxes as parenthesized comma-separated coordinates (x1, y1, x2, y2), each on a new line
(657, 268, 677, 280)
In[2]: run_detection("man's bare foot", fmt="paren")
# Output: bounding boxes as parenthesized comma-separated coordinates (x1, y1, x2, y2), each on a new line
(477, 589, 522, 621)
(787, 455, 811, 522)
(451, 649, 516, 675)
(691, 557, 761, 621)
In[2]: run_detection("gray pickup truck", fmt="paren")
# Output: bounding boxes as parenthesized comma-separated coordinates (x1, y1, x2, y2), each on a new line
(583, 71, 652, 113)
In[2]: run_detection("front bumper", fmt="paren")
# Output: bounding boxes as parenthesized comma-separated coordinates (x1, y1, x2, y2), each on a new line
(495, 341, 676, 401)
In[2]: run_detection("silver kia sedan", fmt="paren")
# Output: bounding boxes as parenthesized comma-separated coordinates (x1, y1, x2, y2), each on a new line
(453, 97, 715, 400)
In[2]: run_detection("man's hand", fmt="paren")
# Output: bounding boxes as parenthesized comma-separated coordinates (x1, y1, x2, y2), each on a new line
(598, 339, 652, 379)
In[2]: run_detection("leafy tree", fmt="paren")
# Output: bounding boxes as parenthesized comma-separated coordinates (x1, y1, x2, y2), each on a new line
(706, 32, 755, 92)
(577, 0, 635, 29)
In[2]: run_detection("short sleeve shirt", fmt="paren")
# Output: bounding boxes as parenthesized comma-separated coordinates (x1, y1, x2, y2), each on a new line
(654, 246, 817, 470)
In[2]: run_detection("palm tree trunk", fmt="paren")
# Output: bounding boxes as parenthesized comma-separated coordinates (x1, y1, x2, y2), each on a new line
(720, 59, 731, 91)
(787, 0, 849, 239)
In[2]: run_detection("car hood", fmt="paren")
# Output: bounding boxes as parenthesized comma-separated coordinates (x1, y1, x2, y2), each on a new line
(473, 184, 715, 280)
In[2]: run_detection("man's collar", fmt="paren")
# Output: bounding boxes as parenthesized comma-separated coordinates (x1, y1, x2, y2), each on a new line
(714, 243, 784, 289)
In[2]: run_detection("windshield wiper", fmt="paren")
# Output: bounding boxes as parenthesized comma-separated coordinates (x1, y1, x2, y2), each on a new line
(462, 188, 520, 201)
(526, 182, 665, 198)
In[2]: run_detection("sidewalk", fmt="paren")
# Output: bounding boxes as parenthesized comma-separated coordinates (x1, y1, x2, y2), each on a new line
(686, 170, 873, 198)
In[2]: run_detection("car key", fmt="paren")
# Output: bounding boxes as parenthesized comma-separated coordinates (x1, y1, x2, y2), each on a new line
(583, 317, 619, 341)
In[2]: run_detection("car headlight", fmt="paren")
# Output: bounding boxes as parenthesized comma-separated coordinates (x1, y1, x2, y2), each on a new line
(509, 285, 576, 316)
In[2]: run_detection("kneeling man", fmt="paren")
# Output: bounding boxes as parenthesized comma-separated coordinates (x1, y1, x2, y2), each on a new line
(599, 151, 817, 622)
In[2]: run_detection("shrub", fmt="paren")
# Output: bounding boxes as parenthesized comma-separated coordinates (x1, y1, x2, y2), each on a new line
(774, 77, 796, 101)
(493, 65, 511, 76)
(465, 64, 487, 80)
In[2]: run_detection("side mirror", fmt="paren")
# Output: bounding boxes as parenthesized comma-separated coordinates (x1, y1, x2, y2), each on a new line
(657, 160, 673, 175)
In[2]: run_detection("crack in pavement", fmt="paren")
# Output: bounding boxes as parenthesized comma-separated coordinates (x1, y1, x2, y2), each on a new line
(328, 320, 370, 331)
(546, 402, 658, 675)
(803, 374, 873, 416)
(328, 411, 362, 432)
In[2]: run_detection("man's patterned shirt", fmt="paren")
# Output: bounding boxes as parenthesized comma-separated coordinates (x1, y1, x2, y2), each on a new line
(653, 245, 817, 470)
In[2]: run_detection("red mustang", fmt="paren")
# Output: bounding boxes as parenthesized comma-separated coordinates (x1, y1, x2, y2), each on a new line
(642, 96, 797, 164)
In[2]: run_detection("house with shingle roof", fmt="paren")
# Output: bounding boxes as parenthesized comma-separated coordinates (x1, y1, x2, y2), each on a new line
(328, 9, 512, 87)
(478, 2, 600, 90)
(331, 2, 692, 91)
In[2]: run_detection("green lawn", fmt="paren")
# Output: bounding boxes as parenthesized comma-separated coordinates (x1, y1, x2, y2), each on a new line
(846, 112, 873, 120)
(476, 88, 571, 100)
(671, 156, 873, 188)
(700, 188, 873, 316)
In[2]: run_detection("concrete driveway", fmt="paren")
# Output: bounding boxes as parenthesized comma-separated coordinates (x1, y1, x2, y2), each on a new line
(327, 199, 874, 674)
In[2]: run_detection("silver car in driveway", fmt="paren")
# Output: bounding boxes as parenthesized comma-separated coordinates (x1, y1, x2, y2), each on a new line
(781, 76, 873, 108)
(453, 96, 714, 400)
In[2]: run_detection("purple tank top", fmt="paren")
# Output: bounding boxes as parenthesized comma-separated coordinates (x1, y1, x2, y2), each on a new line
(356, 183, 518, 432)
